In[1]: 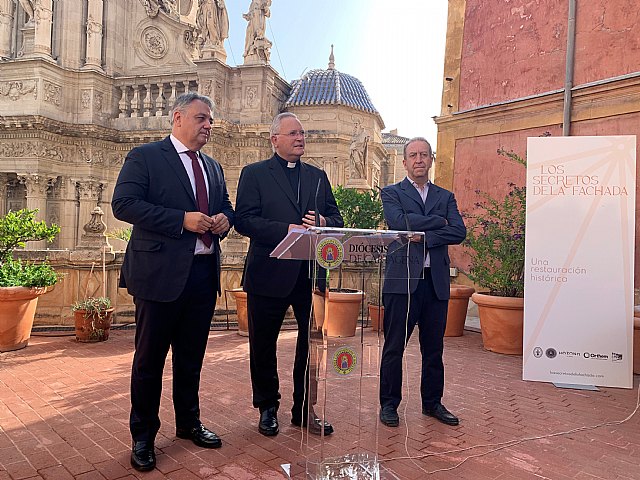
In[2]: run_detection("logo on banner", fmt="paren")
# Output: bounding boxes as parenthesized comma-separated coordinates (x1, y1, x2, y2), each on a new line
(584, 351, 608, 360)
(333, 347, 357, 375)
(612, 352, 623, 362)
(533, 347, 543, 358)
(558, 350, 581, 358)
(316, 237, 344, 270)
(545, 348, 557, 359)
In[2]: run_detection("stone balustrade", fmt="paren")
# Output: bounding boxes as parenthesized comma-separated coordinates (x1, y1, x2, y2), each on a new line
(16, 248, 246, 327)
(114, 76, 199, 119)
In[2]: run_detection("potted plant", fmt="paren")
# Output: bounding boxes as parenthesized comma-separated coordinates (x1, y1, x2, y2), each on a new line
(313, 187, 384, 337)
(71, 296, 114, 342)
(464, 149, 526, 354)
(445, 283, 475, 337)
(0, 209, 60, 352)
(227, 287, 248, 336)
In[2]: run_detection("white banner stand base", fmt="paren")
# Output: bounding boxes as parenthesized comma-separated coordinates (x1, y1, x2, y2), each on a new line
(309, 453, 380, 480)
(553, 383, 599, 391)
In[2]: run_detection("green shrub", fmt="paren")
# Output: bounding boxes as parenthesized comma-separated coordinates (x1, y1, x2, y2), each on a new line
(72, 297, 113, 319)
(332, 186, 384, 229)
(0, 258, 58, 288)
(0, 209, 60, 288)
(463, 149, 526, 297)
(106, 226, 132, 242)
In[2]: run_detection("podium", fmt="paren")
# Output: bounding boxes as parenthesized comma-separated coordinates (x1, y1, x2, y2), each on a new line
(271, 227, 424, 480)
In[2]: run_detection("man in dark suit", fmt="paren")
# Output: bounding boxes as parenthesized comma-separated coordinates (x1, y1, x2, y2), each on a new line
(235, 112, 343, 437)
(378, 137, 466, 428)
(112, 92, 234, 471)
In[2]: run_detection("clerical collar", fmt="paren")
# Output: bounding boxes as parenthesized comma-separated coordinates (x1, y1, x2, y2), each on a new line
(275, 154, 299, 169)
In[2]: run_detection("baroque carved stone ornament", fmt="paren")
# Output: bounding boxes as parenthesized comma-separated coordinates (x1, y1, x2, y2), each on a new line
(140, 26, 168, 59)
(141, 0, 177, 18)
(81, 90, 91, 109)
(43, 80, 61, 106)
(0, 80, 37, 101)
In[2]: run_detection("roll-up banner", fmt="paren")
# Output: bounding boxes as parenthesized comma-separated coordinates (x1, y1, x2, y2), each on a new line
(523, 136, 635, 388)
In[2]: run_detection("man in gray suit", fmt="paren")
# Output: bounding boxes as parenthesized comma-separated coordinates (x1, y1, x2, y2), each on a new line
(378, 137, 466, 428)
(112, 92, 234, 471)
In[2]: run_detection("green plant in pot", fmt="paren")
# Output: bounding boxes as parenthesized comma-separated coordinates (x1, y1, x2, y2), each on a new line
(0, 209, 60, 352)
(71, 296, 114, 342)
(313, 187, 384, 337)
(463, 148, 526, 354)
(332, 186, 384, 291)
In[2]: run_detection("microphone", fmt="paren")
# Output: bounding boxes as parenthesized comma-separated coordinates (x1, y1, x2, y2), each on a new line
(314, 178, 321, 227)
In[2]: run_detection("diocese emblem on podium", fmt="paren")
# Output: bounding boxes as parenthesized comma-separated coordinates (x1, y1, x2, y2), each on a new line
(316, 237, 344, 269)
(333, 347, 357, 375)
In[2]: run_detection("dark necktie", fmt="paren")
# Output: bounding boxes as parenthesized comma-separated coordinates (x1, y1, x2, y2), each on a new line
(185, 150, 212, 248)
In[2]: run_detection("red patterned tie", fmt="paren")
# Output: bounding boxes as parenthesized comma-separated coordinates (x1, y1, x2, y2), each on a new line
(185, 150, 212, 248)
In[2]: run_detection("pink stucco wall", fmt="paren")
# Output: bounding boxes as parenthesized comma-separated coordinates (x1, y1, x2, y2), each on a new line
(459, 0, 566, 111)
(451, 115, 640, 283)
(450, 127, 562, 272)
(459, 0, 640, 111)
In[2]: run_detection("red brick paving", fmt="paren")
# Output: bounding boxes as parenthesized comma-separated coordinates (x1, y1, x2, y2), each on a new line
(1, 329, 639, 479)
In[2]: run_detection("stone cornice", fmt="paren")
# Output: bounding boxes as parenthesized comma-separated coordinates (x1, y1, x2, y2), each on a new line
(435, 74, 640, 138)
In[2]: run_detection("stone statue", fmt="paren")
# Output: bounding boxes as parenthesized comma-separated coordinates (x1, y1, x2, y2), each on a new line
(196, 0, 229, 48)
(18, 0, 35, 25)
(349, 122, 369, 179)
(159, 0, 177, 13)
(141, 0, 177, 18)
(243, 0, 272, 62)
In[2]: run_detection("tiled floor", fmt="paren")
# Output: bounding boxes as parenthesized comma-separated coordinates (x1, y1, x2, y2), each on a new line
(1, 327, 639, 479)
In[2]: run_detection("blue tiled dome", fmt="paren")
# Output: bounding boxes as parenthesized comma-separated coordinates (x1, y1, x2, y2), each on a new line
(285, 68, 378, 114)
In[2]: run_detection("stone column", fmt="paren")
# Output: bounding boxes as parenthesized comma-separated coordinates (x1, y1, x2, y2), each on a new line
(84, 0, 103, 70)
(18, 173, 53, 249)
(0, 173, 8, 216)
(52, 177, 77, 250)
(33, 0, 53, 58)
(0, 0, 13, 58)
(75, 179, 103, 250)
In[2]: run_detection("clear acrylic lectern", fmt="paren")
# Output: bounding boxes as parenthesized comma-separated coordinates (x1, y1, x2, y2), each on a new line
(270, 227, 424, 480)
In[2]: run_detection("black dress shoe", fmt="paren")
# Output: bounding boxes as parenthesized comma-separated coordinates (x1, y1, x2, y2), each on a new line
(379, 405, 399, 427)
(176, 424, 222, 448)
(291, 413, 334, 436)
(423, 403, 459, 426)
(130, 441, 156, 472)
(258, 407, 279, 436)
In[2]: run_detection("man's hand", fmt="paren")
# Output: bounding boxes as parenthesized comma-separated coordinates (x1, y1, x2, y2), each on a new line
(302, 210, 326, 228)
(210, 213, 230, 235)
(184, 212, 214, 234)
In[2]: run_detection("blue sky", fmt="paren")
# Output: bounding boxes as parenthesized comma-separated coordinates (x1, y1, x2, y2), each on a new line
(222, 1, 448, 144)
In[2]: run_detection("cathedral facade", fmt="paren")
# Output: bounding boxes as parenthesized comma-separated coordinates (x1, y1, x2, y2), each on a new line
(0, 0, 393, 256)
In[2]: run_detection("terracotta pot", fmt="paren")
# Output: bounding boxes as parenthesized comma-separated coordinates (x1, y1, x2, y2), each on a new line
(445, 285, 475, 337)
(313, 290, 364, 338)
(74, 309, 114, 342)
(0, 286, 50, 352)
(472, 292, 524, 355)
(368, 304, 384, 332)
(633, 307, 640, 375)
(230, 288, 248, 337)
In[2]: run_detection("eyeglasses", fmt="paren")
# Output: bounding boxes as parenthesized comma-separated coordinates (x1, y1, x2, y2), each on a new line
(275, 130, 306, 138)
